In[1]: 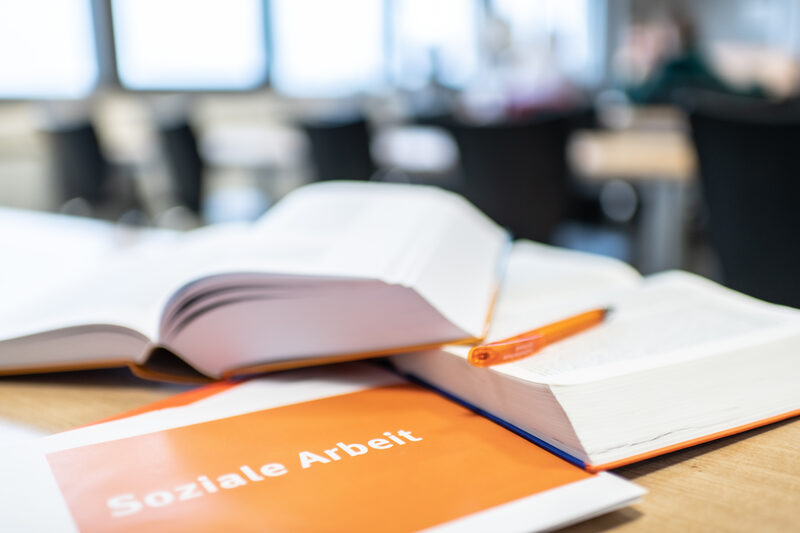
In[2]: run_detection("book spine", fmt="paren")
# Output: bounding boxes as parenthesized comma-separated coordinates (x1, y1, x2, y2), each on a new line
(398, 370, 588, 470)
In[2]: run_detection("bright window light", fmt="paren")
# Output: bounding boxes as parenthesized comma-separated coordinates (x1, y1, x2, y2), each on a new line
(270, 0, 385, 98)
(391, 0, 482, 89)
(491, 0, 602, 86)
(112, 0, 268, 91)
(0, 0, 99, 99)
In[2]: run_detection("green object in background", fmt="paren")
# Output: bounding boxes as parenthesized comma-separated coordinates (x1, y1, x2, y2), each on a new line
(627, 47, 766, 104)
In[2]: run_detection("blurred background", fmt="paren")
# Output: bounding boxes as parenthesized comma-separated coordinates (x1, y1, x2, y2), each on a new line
(2, 0, 799, 306)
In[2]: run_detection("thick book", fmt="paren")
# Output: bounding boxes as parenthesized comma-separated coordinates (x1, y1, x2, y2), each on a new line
(0, 363, 644, 532)
(392, 241, 800, 471)
(0, 181, 508, 381)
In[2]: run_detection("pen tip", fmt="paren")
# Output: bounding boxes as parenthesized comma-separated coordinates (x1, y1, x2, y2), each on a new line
(602, 306, 615, 317)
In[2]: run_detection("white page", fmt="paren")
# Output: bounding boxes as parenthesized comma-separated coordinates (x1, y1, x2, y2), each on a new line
(0, 229, 202, 342)
(485, 241, 641, 341)
(401, 196, 509, 336)
(433, 240, 642, 367)
(0, 221, 297, 342)
(494, 271, 800, 384)
(0, 186, 403, 341)
(0, 209, 162, 312)
(0, 182, 505, 348)
(249, 181, 498, 282)
(134, 181, 500, 306)
(156, 181, 507, 339)
(0, 209, 177, 341)
(0, 196, 364, 344)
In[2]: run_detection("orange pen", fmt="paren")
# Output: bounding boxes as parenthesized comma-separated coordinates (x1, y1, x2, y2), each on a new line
(468, 307, 611, 367)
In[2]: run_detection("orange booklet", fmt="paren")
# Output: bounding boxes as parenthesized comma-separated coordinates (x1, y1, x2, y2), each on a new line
(0, 364, 643, 532)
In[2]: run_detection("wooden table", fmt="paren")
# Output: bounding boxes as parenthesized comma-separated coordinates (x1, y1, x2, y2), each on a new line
(1, 369, 798, 532)
(567, 418, 800, 532)
(569, 130, 696, 183)
(0, 369, 191, 434)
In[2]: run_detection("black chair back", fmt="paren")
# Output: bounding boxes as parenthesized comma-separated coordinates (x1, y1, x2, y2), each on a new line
(301, 117, 375, 181)
(158, 122, 204, 214)
(46, 122, 109, 205)
(445, 114, 572, 242)
(688, 101, 800, 307)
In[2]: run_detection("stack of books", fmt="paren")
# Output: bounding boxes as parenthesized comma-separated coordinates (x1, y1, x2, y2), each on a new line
(1, 181, 798, 532)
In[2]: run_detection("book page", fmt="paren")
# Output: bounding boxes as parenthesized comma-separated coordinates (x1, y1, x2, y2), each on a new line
(0, 221, 288, 343)
(395, 193, 509, 336)
(247, 180, 505, 284)
(0, 209, 177, 343)
(156, 181, 507, 339)
(1, 182, 435, 342)
(1, 182, 506, 360)
(485, 241, 642, 342)
(493, 271, 800, 384)
(0, 209, 161, 313)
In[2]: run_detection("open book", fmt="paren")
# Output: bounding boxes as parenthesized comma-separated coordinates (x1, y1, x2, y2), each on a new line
(0, 363, 644, 532)
(392, 241, 800, 470)
(0, 181, 508, 381)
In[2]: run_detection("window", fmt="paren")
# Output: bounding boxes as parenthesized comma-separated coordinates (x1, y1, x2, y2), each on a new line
(270, 0, 385, 97)
(0, 0, 99, 98)
(390, 0, 482, 89)
(490, 0, 604, 86)
(112, 0, 268, 91)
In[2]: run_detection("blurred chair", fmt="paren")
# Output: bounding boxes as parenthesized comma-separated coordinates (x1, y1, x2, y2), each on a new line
(686, 96, 800, 307)
(45, 121, 109, 207)
(443, 112, 580, 243)
(561, 108, 606, 225)
(157, 121, 204, 215)
(300, 117, 375, 181)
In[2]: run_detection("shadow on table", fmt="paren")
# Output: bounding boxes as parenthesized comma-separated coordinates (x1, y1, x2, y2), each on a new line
(0, 367, 175, 389)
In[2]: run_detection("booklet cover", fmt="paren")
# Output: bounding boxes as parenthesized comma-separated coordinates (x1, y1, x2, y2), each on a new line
(1, 364, 642, 532)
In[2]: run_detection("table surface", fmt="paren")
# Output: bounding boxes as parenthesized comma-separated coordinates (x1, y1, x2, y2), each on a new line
(568, 129, 697, 182)
(1, 368, 798, 532)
